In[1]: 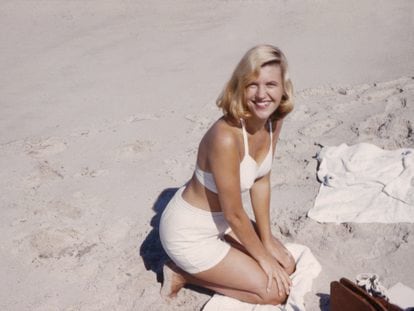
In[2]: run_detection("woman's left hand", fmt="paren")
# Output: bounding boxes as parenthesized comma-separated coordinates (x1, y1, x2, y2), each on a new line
(263, 237, 296, 275)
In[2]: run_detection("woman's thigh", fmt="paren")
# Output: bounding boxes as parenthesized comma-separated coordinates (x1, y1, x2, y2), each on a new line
(224, 230, 296, 275)
(193, 246, 286, 305)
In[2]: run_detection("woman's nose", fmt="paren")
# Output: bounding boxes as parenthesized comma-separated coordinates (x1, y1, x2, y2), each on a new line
(255, 85, 266, 99)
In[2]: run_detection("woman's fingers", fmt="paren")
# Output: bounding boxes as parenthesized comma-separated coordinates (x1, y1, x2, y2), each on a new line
(274, 273, 284, 296)
(261, 256, 292, 295)
(273, 268, 290, 295)
(266, 271, 273, 292)
(281, 268, 292, 292)
(281, 272, 291, 294)
(284, 269, 292, 287)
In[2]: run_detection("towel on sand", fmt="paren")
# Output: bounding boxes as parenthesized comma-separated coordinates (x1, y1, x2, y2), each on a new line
(308, 143, 414, 223)
(388, 282, 414, 309)
(202, 243, 321, 311)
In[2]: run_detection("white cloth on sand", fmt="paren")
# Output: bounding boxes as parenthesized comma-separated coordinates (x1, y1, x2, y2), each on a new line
(202, 243, 321, 311)
(387, 282, 414, 309)
(308, 143, 414, 223)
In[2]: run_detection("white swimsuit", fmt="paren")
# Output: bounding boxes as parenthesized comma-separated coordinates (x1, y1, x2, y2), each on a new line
(195, 119, 273, 193)
(159, 119, 274, 274)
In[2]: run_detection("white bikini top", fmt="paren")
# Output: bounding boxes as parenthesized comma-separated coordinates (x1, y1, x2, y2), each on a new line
(195, 119, 273, 193)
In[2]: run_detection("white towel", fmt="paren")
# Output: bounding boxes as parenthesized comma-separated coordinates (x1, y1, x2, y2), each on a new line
(388, 282, 414, 309)
(202, 243, 321, 311)
(308, 143, 414, 223)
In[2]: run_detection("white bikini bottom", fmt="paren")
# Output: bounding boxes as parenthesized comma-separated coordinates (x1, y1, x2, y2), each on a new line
(159, 187, 231, 274)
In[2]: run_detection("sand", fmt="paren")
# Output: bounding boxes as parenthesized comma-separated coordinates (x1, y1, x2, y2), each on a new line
(1, 1, 413, 310)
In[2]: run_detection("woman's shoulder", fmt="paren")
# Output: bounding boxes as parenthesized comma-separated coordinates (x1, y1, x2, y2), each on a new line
(197, 118, 241, 168)
(205, 118, 241, 149)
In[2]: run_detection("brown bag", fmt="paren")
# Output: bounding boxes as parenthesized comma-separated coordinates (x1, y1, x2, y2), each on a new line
(330, 278, 402, 311)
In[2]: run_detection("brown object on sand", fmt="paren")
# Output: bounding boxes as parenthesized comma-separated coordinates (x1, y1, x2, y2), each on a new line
(330, 278, 402, 311)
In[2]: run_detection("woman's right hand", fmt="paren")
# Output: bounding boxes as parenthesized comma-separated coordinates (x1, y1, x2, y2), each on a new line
(259, 254, 292, 296)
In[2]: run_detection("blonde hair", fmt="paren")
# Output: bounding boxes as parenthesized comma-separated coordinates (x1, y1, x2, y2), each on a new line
(217, 44, 294, 122)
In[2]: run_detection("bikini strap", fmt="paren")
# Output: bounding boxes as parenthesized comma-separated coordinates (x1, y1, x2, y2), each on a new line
(240, 119, 249, 156)
(241, 119, 273, 154)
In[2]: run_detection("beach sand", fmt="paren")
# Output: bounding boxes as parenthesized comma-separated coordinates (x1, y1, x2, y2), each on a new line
(1, 1, 413, 310)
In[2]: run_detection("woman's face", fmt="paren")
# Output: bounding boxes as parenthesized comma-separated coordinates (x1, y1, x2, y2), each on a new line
(245, 64, 284, 122)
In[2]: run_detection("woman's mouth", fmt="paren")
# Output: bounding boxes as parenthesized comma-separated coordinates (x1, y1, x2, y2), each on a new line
(254, 101, 271, 109)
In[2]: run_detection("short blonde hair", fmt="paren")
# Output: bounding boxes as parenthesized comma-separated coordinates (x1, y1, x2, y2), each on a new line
(217, 44, 294, 122)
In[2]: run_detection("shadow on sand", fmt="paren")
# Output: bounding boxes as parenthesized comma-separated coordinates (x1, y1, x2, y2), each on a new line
(139, 187, 179, 282)
(317, 292, 330, 311)
(139, 187, 214, 299)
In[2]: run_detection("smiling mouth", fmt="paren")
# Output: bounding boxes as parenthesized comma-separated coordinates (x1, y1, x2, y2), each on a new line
(253, 101, 271, 108)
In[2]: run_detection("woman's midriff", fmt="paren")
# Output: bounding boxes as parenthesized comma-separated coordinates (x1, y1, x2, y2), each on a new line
(181, 175, 223, 212)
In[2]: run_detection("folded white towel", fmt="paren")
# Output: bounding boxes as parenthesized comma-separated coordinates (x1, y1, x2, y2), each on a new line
(308, 143, 414, 223)
(202, 243, 321, 311)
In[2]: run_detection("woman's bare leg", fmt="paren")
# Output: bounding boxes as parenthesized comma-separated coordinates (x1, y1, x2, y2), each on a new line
(162, 247, 287, 305)
(161, 221, 294, 303)
(224, 229, 296, 276)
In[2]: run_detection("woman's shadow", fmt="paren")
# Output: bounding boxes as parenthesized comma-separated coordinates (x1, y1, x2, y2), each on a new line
(139, 187, 214, 299)
(139, 187, 179, 282)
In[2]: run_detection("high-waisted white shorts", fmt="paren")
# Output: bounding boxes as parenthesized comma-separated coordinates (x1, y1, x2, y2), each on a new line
(159, 187, 231, 274)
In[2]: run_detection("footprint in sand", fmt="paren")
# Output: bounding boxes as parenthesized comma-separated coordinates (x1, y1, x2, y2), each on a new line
(359, 78, 411, 103)
(125, 113, 159, 123)
(33, 200, 83, 220)
(25, 160, 64, 191)
(289, 105, 313, 121)
(98, 218, 131, 244)
(31, 191, 101, 223)
(29, 227, 80, 259)
(297, 86, 337, 98)
(298, 118, 343, 137)
(358, 113, 413, 146)
(27, 227, 97, 260)
(367, 238, 400, 259)
(74, 167, 109, 178)
(70, 128, 97, 138)
(115, 140, 155, 160)
(25, 137, 67, 158)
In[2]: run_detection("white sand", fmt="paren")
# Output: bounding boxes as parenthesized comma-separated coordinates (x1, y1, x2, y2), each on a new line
(1, 1, 413, 310)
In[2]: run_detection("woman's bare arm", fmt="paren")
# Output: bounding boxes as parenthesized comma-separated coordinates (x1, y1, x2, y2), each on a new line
(208, 126, 268, 262)
(207, 123, 291, 293)
(249, 118, 295, 274)
(250, 173, 272, 243)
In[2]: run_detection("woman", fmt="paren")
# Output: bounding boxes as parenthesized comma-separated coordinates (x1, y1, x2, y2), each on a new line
(159, 44, 296, 306)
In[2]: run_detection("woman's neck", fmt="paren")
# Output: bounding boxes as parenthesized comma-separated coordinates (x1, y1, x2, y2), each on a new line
(243, 117, 268, 135)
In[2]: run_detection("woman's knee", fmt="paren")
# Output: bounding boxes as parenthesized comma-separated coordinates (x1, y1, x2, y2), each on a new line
(278, 250, 296, 275)
(256, 286, 288, 305)
(284, 256, 296, 275)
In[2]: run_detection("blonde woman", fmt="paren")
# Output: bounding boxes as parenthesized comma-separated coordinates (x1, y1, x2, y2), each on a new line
(159, 44, 296, 306)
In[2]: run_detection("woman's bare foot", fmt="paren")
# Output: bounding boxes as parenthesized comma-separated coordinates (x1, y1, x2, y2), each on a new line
(160, 262, 186, 299)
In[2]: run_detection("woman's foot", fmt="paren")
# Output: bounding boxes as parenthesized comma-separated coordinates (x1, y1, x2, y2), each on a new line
(160, 262, 186, 299)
